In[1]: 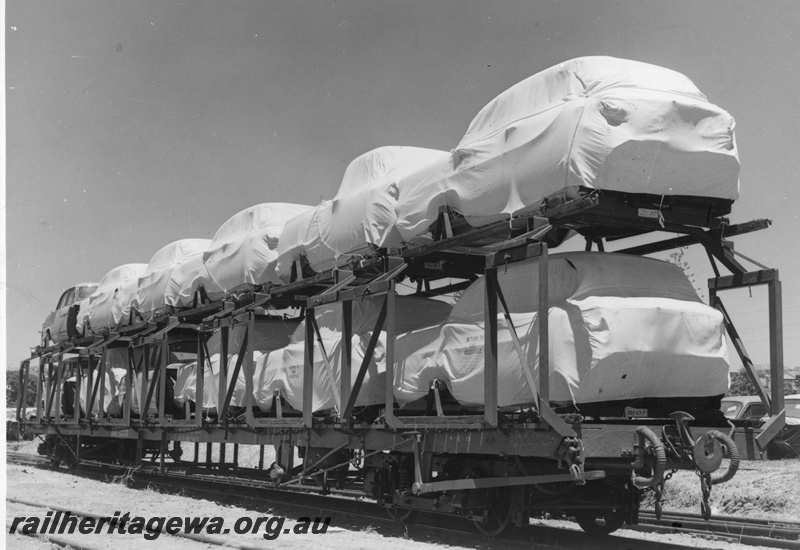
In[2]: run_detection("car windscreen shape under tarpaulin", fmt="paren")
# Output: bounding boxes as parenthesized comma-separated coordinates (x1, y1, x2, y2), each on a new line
(275, 146, 450, 280)
(131, 238, 211, 319)
(393, 252, 730, 414)
(199, 203, 314, 300)
(254, 295, 453, 414)
(393, 56, 740, 242)
(83, 263, 148, 333)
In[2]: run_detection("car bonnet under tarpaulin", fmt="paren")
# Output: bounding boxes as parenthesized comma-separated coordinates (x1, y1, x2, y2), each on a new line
(393, 56, 740, 241)
(173, 318, 299, 411)
(83, 263, 148, 332)
(200, 203, 314, 298)
(393, 252, 730, 410)
(131, 239, 211, 318)
(275, 146, 450, 280)
(254, 295, 453, 413)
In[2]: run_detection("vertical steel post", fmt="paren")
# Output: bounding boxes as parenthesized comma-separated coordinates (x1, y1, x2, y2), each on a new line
(72, 360, 82, 424)
(140, 344, 149, 421)
(196, 333, 206, 427)
(303, 307, 315, 428)
(35, 359, 44, 422)
(124, 348, 133, 426)
(341, 300, 353, 416)
(45, 359, 56, 419)
(86, 354, 95, 420)
(769, 276, 784, 416)
(17, 361, 29, 423)
(219, 324, 229, 424)
(538, 244, 549, 407)
(385, 284, 397, 428)
(158, 337, 168, 424)
(98, 348, 107, 425)
(484, 268, 499, 426)
(54, 354, 64, 423)
(244, 313, 256, 426)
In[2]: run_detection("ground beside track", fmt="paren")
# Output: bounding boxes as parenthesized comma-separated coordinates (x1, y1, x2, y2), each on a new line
(9, 438, 800, 522)
(642, 458, 800, 521)
(3, 458, 790, 550)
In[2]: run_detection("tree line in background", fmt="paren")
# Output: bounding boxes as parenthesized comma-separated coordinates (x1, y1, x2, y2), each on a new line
(7, 371, 38, 408)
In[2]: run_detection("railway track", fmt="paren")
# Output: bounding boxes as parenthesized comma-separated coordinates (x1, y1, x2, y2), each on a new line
(9, 451, 799, 549)
(635, 509, 800, 550)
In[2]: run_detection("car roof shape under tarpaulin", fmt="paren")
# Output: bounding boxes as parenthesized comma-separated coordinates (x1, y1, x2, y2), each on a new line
(275, 146, 451, 281)
(392, 56, 740, 242)
(82, 263, 148, 333)
(199, 202, 313, 299)
(131, 238, 211, 319)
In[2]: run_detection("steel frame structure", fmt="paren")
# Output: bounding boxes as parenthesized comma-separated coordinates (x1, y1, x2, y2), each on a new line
(17, 192, 787, 494)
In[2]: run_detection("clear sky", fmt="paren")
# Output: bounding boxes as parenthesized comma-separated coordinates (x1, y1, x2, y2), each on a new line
(4, 1, 800, 372)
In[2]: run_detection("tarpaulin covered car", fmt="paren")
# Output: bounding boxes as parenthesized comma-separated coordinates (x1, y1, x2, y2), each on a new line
(131, 239, 211, 319)
(394, 252, 730, 417)
(173, 317, 299, 415)
(254, 296, 453, 414)
(82, 263, 148, 334)
(275, 147, 449, 280)
(199, 202, 313, 297)
(393, 56, 739, 241)
(275, 57, 739, 280)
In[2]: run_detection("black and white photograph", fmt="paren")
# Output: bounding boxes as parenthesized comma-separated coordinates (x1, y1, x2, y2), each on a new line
(4, 2, 800, 549)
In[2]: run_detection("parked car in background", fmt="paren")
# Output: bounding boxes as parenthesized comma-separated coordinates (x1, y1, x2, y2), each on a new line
(785, 394, 800, 426)
(721, 395, 768, 422)
(41, 283, 99, 347)
(722, 394, 800, 459)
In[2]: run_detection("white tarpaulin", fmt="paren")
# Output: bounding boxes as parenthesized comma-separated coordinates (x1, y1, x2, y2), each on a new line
(393, 252, 730, 410)
(254, 295, 453, 413)
(275, 147, 450, 280)
(83, 263, 148, 333)
(173, 318, 299, 411)
(131, 367, 184, 416)
(78, 367, 127, 416)
(200, 203, 313, 299)
(131, 239, 211, 318)
(391, 56, 740, 239)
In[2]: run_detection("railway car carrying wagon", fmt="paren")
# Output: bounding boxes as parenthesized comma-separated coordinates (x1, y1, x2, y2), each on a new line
(18, 57, 788, 537)
(19, 207, 785, 536)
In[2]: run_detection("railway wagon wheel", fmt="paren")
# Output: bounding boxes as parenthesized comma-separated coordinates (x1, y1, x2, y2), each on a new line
(385, 507, 419, 523)
(473, 486, 516, 536)
(573, 507, 626, 536)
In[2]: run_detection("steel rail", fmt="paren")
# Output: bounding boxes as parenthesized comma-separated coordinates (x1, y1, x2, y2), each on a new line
(635, 510, 800, 550)
(8, 452, 710, 550)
